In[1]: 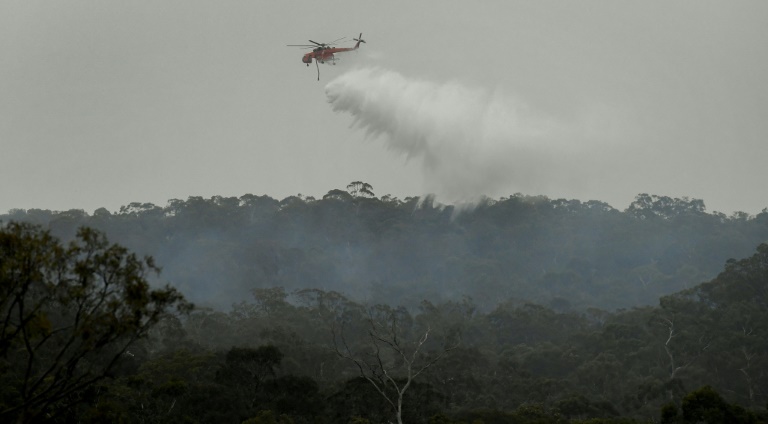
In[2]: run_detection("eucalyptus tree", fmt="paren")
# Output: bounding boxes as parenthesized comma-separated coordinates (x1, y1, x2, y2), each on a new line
(0, 222, 192, 422)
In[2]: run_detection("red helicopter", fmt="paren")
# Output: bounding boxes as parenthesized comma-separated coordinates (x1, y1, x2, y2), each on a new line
(287, 33, 366, 80)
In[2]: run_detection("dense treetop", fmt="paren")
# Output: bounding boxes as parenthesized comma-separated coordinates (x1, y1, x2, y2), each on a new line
(4, 188, 767, 310)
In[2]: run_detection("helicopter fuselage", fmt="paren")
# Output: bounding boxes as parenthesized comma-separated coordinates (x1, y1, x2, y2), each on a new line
(290, 34, 365, 78)
(302, 47, 353, 65)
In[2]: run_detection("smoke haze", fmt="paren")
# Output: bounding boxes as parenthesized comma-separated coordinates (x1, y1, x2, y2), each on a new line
(325, 67, 626, 205)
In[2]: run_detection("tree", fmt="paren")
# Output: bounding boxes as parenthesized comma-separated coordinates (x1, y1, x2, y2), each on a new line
(333, 304, 459, 424)
(346, 181, 375, 199)
(0, 222, 192, 422)
(217, 345, 283, 393)
(679, 385, 757, 423)
(651, 295, 713, 402)
(93, 349, 218, 423)
(241, 409, 295, 424)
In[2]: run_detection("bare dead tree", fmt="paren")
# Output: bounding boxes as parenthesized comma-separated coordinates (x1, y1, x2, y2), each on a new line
(332, 305, 460, 424)
(658, 316, 711, 401)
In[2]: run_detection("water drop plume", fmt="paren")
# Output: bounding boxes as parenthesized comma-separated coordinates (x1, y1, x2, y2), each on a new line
(326, 67, 617, 205)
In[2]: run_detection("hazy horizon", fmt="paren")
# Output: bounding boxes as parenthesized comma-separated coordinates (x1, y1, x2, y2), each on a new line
(3, 1, 767, 215)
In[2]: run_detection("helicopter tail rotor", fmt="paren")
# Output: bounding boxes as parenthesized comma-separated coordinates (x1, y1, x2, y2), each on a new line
(353, 33, 366, 49)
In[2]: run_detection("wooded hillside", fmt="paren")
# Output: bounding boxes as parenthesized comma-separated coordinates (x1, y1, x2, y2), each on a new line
(5, 187, 767, 311)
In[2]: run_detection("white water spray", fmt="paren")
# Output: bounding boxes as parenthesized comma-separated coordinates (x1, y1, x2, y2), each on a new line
(325, 67, 621, 204)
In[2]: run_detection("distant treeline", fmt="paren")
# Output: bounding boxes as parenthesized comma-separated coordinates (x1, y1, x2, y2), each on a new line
(3, 186, 768, 310)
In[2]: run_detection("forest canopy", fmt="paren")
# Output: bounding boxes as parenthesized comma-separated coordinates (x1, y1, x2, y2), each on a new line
(0, 222, 766, 422)
(4, 189, 767, 311)
(2, 186, 768, 423)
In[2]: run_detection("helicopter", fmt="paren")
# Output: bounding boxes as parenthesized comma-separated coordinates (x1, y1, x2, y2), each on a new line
(287, 33, 366, 80)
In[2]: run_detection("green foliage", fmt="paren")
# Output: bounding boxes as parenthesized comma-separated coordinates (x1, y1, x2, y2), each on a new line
(3, 190, 768, 422)
(241, 410, 295, 424)
(0, 222, 192, 422)
(221, 345, 283, 385)
(6, 190, 768, 311)
(80, 399, 128, 424)
(451, 404, 568, 424)
(554, 394, 619, 419)
(660, 403, 678, 424)
(679, 385, 758, 423)
(428, 413, 456, 424)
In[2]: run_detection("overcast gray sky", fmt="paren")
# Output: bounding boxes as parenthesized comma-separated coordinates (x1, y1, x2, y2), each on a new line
(2, 1, 767, 215)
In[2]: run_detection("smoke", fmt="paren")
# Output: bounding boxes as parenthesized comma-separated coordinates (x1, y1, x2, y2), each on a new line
(325, 67, 624, 205)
